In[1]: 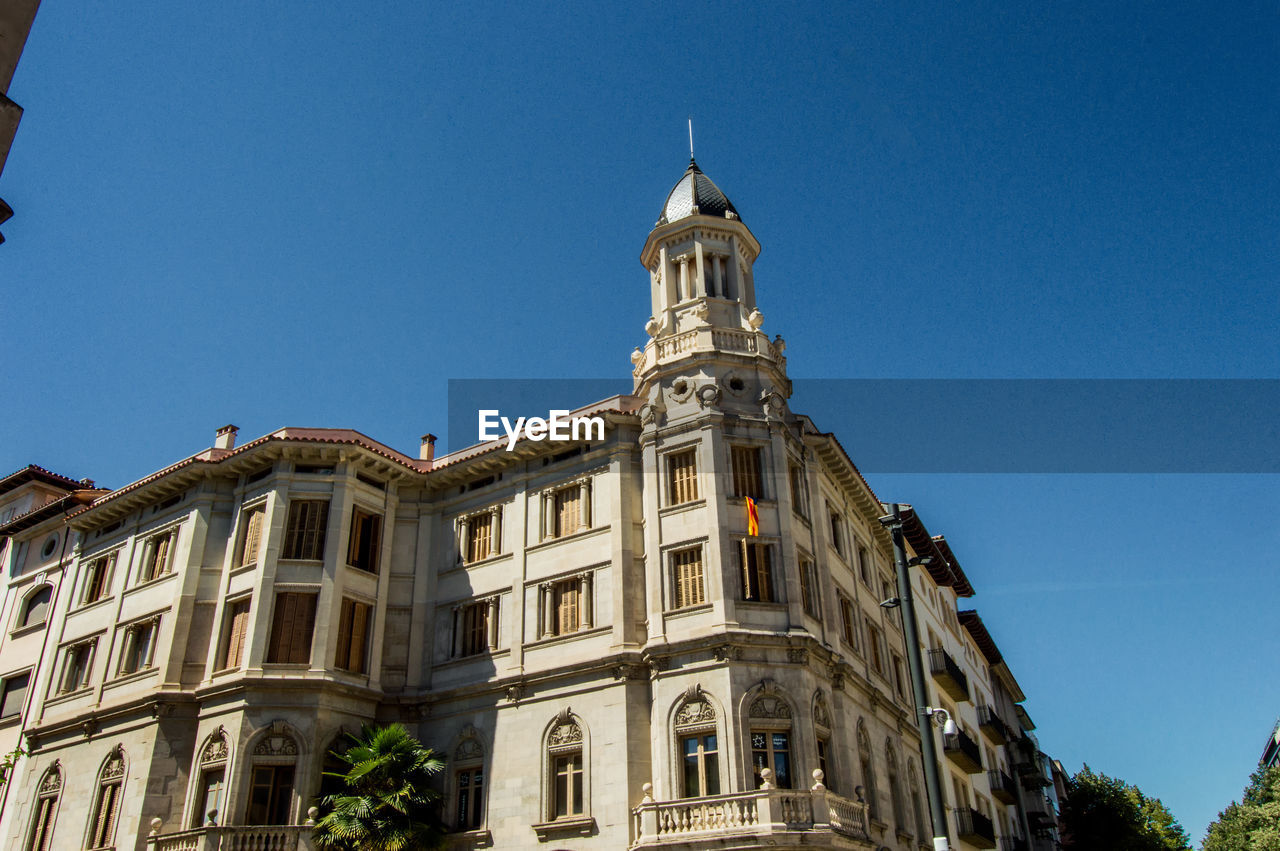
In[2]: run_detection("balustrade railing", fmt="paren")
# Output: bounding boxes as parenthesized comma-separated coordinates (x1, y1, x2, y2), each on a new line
(148, 825, 310, 851)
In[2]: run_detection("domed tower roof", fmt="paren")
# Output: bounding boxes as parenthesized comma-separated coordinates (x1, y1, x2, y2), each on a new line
(657, 158, 740, 226)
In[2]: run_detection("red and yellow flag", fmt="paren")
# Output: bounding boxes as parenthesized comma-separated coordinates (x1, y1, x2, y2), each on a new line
(746, 496, 760, 537)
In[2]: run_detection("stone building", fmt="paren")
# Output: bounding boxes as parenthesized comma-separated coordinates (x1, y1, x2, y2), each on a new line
(0, 159, 1055, 851)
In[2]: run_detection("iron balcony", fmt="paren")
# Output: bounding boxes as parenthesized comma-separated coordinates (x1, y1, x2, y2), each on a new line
(977, 704, 1012, 744)
(987, 768, 1018, 804)
(955, 807, 996, 849)
(943, 728, 984, 773)
(928, 647, 969, 702)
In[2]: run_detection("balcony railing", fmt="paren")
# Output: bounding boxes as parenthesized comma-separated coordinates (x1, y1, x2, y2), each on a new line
(631, 779, 870, 848)
(977, 705, 1012, 744)
(943, 728, 984, 774)
(1001, 837, 1029, 851)
(955, 807, 996, 849)
(928, 647, 969, 701)
(987, 768, 1018, 804)
(147, 825, 312, 851)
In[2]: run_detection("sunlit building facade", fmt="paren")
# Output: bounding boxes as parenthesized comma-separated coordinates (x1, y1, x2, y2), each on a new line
(0, 161, 1056, 851)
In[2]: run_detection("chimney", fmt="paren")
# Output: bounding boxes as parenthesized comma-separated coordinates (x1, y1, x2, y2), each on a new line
(419, 433, 437, 462)
(215, 424, 239, 450)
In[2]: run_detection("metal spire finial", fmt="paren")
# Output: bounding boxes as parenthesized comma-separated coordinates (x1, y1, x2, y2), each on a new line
(688, 117, 694, 160)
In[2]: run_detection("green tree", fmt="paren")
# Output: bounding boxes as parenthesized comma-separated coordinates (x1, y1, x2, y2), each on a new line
(1202, 764, 1280, 851)
(314, 723, 446, 851)
(1060, 764, 1191, 851)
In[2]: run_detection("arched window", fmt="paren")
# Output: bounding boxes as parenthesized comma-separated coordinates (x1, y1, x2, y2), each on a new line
(907, 760, 927, 839)
(246, 726, 299, 825)
(812, 692, 835, 792)
(191, 729, 229, 827)
(886, 741, 906, 834)
(749, 685, 794, 789)
(453, 725, 486, 831)
(674, 690, 719, 798)
(87, 747, 125, 850)
(18, 585, 52, 629)
(543, 710, 587, 823)
(26, 763, 61, 851)
(856, 721, 879, 821)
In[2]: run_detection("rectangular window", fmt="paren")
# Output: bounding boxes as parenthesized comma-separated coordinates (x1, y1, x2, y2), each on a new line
(817, 737, 833, 792)
(867, 622, 885, 674)
(140, 528, 178, 583)
(334, 598, 372, 673)
(798, 557, 820, 618)
(892, 654, 908, 699)
(731, 446, 763, 500)
(0, 671, 29, 718)
(751, 730, 792, 789)
(738, 540, 775, 602)
(857, 545, 871, 585)
(456, 599, 496, 657)
(60, 641, 95, 693)
(464, 511, 499, 563)
(246, 765, 294, 825)
(193, 767, 226, 828)
(347, 507, 383, 573)
(552, 752, 584, 817)
(680, 733, 720, 798)
(456, 767, 484, 830)
(89, 779, 121, 849)
(266, 592, 317, 664)
(237, 506, 266, 567)
(81, 553, 116, 605)
(789, 465, 808, 517)
(671, 546, 705, 609)
(28, 793, 56, 851)
(828, 508, 844, 556)
(554, 580, 580, 635)
(219, 599, 252, 670)
(118, 619, 158, 676)
(839, 594, 858, 648)
(553, 487, 581, 538)
(282, 500, 328, 560)
(668, 449, 699, 505)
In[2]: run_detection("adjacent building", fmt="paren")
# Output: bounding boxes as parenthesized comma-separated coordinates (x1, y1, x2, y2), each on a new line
(0, 159, 1059, 851)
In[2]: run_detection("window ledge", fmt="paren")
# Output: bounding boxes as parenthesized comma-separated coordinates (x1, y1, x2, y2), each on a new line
(526, 524, 609, 553)
(437, 648, 511, 669)
(659, 499, 706, 517)
(447, 828, 493, 848)
(8, 622, 46, 639)
(230, 561, 258, 576)
(531, 815, 595, 840)
(737, 600, 786, 609)
(69, 597, 115, 616)
(125, 571, 177, 595)
(103, 667, 159, 690)
(664, 603, 713, 620)
(44, 687, 93, 708)
(277, 558, 324, 566)
(0, 713, 21, 728)
(452, 552, 513, 571)
(525, 625, 610, 649)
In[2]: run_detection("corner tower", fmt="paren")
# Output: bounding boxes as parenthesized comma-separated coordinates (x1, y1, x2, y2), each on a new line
(631, 158, 789, 415)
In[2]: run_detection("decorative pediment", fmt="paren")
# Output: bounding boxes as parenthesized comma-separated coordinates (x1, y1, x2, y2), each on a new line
(749, 695, 792, 720)
(548, 721, 582, 750)
(674, 698, 716, 729)
(101, 747, 126, 780)
(814, 695, 831, 730)
(253, 727, 299, 758)
(200, 728, 229, 765)
(38, 764, 61, 795)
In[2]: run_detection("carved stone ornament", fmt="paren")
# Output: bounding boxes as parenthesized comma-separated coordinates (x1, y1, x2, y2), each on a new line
(253, 732, 299, 757)
(455, 738, 483, 761)
(201, 729, 229, 765)
(101, 748, 126, 780)
(787, 647, 808, 664)
(668, 378, 692, 403)
(674, 699, 716, 729)
(548, 721, 582, 748)
(814, 697, 832, 730)
(645, 316, 663, 338)
(506, 683, 525, 703)
(750, 695, 792, 720)
(759, 389, 786, 418)
(748, 309, 765, 330)
(696, 383, 721, 409)
(38, 765, 61, 794)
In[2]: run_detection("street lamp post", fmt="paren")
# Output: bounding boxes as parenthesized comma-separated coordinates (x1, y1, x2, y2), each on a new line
(881, 502, 953, 851)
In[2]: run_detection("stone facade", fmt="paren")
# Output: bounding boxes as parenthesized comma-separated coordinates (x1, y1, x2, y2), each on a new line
(0, 160, 1055, 851)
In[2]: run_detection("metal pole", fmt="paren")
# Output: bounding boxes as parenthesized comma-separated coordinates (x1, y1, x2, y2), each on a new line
(885, 503, 952, 851)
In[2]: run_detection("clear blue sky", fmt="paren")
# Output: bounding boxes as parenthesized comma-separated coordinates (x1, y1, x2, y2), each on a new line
(4, 1, 1277, 842)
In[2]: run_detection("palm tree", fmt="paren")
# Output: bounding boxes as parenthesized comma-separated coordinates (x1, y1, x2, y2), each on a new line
(314, 723, 446, 851)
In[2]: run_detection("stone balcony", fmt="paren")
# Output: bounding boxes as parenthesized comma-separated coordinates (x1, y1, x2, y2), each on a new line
(146, 818, 314, 851)
(631, 325, 786, 379)
(631, 770, 874, 850)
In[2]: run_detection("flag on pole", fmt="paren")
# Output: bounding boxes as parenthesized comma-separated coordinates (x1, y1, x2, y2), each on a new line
(746, 496, 760, 537)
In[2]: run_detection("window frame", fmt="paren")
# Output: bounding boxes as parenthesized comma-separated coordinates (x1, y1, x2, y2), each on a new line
(729, 445, 764, 500)
(281, 499, 329, 562)
(738, 539, 776, 603)
(58, 639, 97, 695)
(235, 503, 267, 569)
(0, 669, 31, 719)
(666, 448, 700, 506)
(216, 597, 252, 672)
(25, 765, 61, 851)
(453, 597, 499, 658)
(86, 749, 125, 851)
(79, 552, 118, 607)
(334, 597, 372, 674)
(346, 506, 383, 573)
(669, 544, 706, 610)
(115, 616, 160, 677)
(15, 584, 52, 630)
(265, 591, 318, 665)
(137, 526, 180, 584)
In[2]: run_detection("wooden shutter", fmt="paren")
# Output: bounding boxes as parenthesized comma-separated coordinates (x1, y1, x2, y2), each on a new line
(798, 560, 813, 614)
(349, 602, 369, 673)
(269, 592, 316, 663)
(225, 600, 250, 668)
(335, 599, 354, 669)
(467, 513, 492, 563)
(285, 501, 328, 560)
(240, 508, 265, 567)
(556, 581, 579, 633)
(673, 547, 703, 608)
(732, 447, 762, 499)
(555, 488, 579, 537)
(669, 450, 698, 504)
(92, 782, 120, 847)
